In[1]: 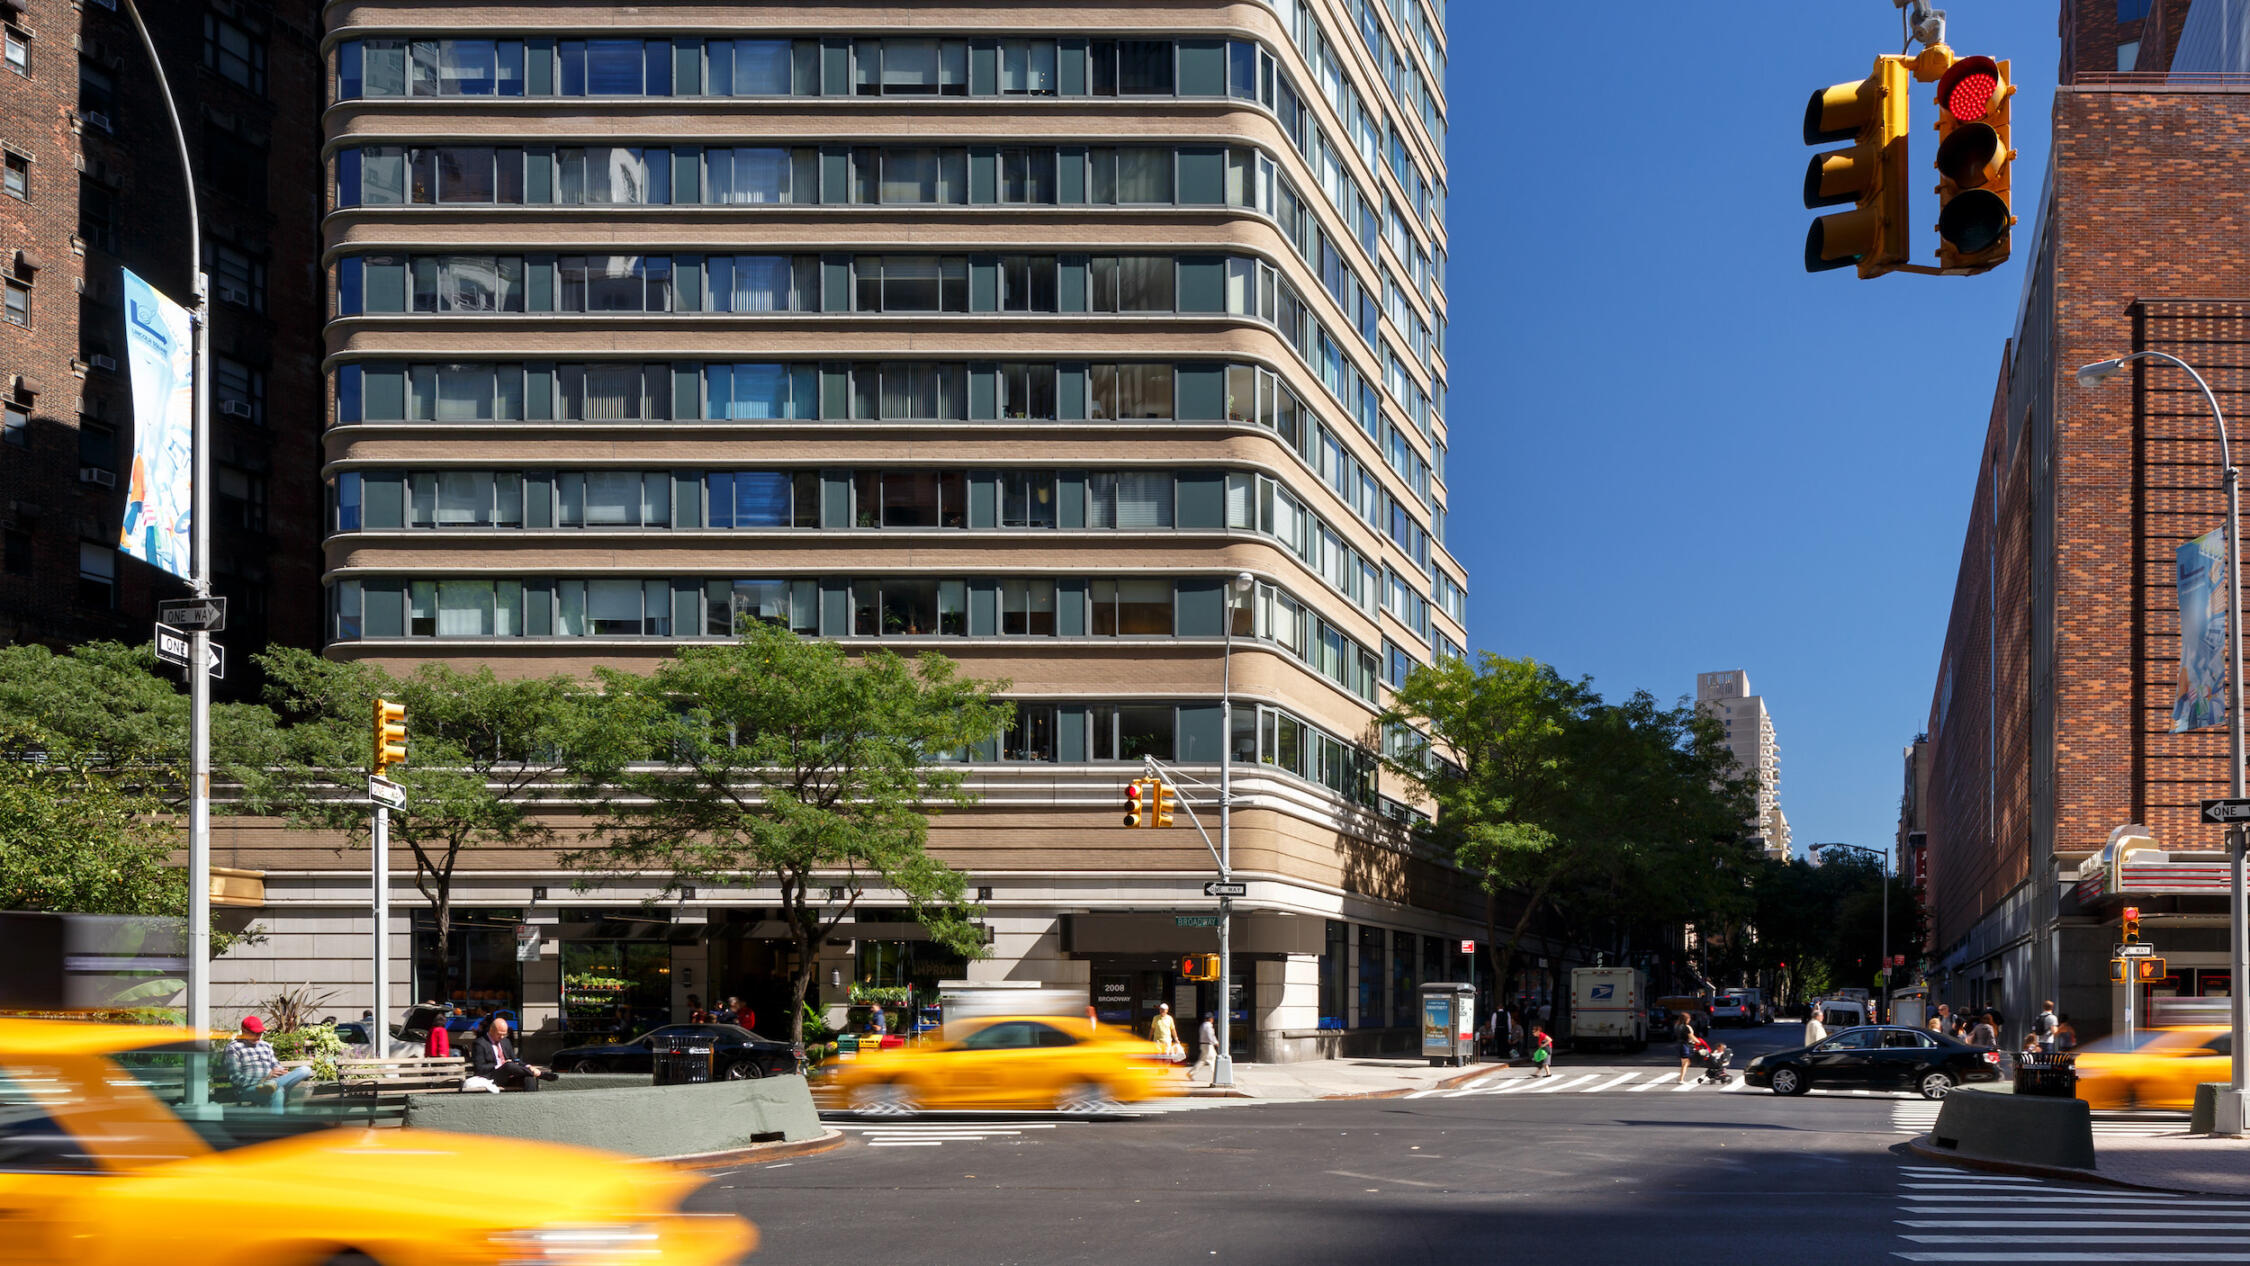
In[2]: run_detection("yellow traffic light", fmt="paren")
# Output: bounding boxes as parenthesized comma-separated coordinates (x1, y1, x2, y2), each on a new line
(373, 698, 407, 776)
(2110, 958, 2128, 984)
(1931, 54, 2014, 271)
(1803, 57, 1911, 278)
(1179, 954, 1220, 982)
(1123, 778, 1146, 828)
(1154, 781, 1176, 828)
(2122, 906, 2141, 943)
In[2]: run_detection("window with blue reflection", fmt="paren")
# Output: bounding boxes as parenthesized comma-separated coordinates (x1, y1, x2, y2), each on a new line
(585, 39, 644, 93)
(732, 472, 791, 526)
(336, 472, 363, 531)
(733, 40, 791, 93)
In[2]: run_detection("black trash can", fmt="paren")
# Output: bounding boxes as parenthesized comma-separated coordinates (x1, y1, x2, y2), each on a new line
(2014, 1050, 2077, 1097)
(651, 1030, 716, 1086)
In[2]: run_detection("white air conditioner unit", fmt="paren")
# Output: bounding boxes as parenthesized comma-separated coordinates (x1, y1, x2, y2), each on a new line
(89, 354, 116, 372)
(81, 112, 112, 133)
(221, 400, 255, 418)
(79, 467, 115, 488)
(218, 286, 251, 306)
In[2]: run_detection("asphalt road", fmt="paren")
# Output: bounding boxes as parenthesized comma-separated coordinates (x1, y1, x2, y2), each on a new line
(690, 1022, 1988, 1266)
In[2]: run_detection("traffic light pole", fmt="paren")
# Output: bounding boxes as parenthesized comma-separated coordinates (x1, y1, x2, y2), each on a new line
(1140, 756, 1232, 1087)
(121, 0, 212, 1099)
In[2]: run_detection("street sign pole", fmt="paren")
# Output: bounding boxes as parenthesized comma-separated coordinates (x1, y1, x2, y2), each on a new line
(372, 801, 388, 1050)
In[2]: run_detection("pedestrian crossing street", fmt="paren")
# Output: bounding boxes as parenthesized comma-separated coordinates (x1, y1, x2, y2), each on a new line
(828, 1097, 1258, 1149)
(1891, 1164, 2250, 1261)
(1891, 1101, 2186, 1139)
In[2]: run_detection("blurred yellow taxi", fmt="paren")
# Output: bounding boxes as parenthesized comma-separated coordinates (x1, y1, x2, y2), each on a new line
(2073, 1025, 2233, 1111)
(828, 1014, 1176, 1116)
(0, 1018, 754, 1266)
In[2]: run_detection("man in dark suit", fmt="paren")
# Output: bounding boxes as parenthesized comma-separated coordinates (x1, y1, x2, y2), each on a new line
(471, 1014, 555, 1091)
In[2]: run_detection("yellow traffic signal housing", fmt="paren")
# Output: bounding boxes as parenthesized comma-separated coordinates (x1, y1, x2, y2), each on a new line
(2122, 906, 2141, 943)
(1179, 954, 1221, 982)
(1153, 781, 1176, 828)
(1123, 778, 1146, 828)
(1803, 57, 1911, 278)
(2109, 959, 2128, 984)
(2135, 957, 2168, 982)
(373, 698, 407, 775)
(1931, 55, 2014, 271)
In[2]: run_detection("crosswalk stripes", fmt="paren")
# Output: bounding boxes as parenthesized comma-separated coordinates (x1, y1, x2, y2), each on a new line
(1413, 1068, 1751, 1098)
(1890, 1102, 2187, 1139)
(1891, 1164, 2250, 1261)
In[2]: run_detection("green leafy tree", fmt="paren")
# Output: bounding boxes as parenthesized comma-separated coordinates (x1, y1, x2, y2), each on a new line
(1379, 654, 1757, 1001)
(0, 642, 274, 957)
(573, 622, 1011, 1044)
(250, 648, 636, 966)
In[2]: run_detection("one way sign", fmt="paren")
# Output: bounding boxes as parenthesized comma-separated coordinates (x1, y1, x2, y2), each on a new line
(2202, 798, 2250, 824)
(153, 624, 224, 679)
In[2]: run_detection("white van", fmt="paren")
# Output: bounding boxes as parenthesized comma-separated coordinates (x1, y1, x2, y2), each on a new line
(1818, 998, 1869, 1030)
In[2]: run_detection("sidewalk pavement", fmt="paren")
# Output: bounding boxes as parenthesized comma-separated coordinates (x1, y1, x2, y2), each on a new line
(1181, 1056, 1502, 1101)
(1911, 1128, 2250, 1196)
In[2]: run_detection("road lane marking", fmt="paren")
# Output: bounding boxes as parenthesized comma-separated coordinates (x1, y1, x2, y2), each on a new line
(1893, 1255, 2250, 1263)
(1526, 1073, 1603, 1093)
(1581, 1073, 1644, 1093)
(1325, 1169, 1452, 1189)
(1903, 1237, 2250, 1246)
(1670, 1080, 1702, 1091)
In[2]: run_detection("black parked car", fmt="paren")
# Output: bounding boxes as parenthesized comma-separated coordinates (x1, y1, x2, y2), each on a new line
(1744, 1025, 2003, 1099)
(550, 1023, 802, 1079)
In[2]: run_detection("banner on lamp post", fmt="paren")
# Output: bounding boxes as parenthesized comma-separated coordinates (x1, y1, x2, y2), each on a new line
(116, 268, 194, 582)
(2174, 526, 2230, 733)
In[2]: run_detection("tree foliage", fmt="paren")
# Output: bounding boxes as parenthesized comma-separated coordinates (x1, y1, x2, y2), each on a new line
(1379, 653, 1759, 997)
(249, 648, 636, 964)
(1730, 852, 1919, 1000)
(572, 622, 1011, 1043)
(0, 642, 274, 955)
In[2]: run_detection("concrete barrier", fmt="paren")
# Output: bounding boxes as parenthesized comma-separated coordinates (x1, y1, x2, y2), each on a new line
(1927, 1087, 2095, 1171)
(403, 1073, 824, 1157)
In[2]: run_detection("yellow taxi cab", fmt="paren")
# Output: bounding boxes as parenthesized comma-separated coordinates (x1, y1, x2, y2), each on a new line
(2072, 1025, 2233, 1111)
(0, 1018, 755, 1266)
(827, 1014, 1177, 1116)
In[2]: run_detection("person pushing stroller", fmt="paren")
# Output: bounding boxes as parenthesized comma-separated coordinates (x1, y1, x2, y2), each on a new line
(1678, 1020, 1733, 1087)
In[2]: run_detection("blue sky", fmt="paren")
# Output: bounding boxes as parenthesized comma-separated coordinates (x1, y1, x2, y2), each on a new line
(1444, 2, 2062, 856)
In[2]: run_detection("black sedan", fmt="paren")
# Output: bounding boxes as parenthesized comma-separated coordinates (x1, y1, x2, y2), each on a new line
(550, 1023, 802, 1079)
(1745, 1025, 2003, 1099)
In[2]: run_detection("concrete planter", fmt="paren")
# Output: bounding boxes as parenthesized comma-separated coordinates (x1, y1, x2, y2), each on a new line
(1927, 1086, 2096, 1171)
(402, 1073, 824, 1158)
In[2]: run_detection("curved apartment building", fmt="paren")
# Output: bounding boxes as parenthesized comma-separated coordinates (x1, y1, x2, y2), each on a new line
(216, 0, 1469, 1061)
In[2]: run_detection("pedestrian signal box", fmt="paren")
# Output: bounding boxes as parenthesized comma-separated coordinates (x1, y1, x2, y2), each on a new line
(1179, 954, 1221, 982)
(2134, 957, 2168, 982)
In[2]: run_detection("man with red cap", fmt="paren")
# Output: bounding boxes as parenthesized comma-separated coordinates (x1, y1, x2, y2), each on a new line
(222, 1015, 312, 1112)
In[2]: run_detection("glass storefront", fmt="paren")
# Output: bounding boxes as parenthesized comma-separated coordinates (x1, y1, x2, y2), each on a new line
(410, 908, 523, 1018)
(560, 940, 674, 1042)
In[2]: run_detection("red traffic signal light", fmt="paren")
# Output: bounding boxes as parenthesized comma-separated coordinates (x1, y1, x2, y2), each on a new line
(1122, 779, 1146, 828)
(2122, 907, 2141, 943)
(1931, 54, 2014, 270)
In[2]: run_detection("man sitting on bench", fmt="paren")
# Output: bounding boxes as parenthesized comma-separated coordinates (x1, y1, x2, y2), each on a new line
(470, 1015, 556, 1092)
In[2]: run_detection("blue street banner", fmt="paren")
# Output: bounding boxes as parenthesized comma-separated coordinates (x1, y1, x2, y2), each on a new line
(2174, 526, 2229, 733)
(117, 268, 194, 581)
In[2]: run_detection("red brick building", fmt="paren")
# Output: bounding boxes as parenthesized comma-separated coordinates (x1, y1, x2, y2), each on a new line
(0, 0, 324, 685)
(1920, 0, 2249, 1040)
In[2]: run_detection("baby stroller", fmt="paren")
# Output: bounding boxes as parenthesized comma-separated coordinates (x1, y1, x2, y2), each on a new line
(1690, 1033, 1734, 1086)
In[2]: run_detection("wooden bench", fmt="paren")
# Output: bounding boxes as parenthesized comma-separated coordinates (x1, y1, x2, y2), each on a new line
(311, 1054, 469, 1124)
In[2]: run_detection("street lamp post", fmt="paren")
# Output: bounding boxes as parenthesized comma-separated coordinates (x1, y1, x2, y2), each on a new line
(2079, 352, 2248, 1137)
(120, 0, 214, 1086)
(1814, 843, 1890, 1019)
(1214, 570, 1253, 1088)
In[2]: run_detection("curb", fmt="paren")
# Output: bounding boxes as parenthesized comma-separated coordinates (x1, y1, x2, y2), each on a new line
(1903, 1135, 2238, 1197)
(1325, 1063, 1503, 1102)
(669, 1128, 849, 1168)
